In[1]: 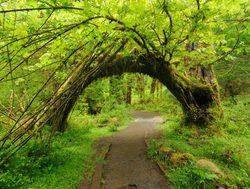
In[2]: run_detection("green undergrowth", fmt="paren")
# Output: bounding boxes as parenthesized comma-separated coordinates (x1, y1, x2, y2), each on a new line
(129, 92, 182, 114)
(148, 94, 250, 189)
(0, 105, 132, 189)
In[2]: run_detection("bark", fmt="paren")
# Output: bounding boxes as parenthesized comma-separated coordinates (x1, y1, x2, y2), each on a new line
(182, 42, 222, 125)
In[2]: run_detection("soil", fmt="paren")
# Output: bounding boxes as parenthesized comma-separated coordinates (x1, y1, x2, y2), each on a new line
(101, 111, 169, 189)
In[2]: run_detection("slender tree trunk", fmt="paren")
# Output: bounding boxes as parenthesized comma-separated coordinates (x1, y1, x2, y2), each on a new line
(124, 84, 132, 104)
(150, 78, 157, 98)
(126, 85, 132, 104)
(109, 76, 123, 103)
(135, 74, 145, 103)
(122, 75, 133, 104)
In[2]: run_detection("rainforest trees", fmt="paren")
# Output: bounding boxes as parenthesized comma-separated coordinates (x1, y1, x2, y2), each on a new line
(0, 0, 248, 163)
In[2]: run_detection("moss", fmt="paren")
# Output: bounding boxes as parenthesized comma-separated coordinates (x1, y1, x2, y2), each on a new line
(159, 146, 195, 166)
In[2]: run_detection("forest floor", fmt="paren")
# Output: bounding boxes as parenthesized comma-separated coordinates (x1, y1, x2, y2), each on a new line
(83, 111, 170, 189)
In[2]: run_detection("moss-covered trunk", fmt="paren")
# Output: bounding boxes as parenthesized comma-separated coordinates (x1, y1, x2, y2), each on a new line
(156, 63, 221, 126)
(23, 54, 221, 134)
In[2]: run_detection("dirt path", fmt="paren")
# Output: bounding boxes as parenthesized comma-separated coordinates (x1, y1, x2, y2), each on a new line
(101, 111, 169, 189)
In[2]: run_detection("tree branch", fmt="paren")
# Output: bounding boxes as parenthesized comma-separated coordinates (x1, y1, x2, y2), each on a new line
(105, 16, 151, 55)
(209, 26, 240, 65)
(196, 0, 200, 10)
(0, 7, 84, 14)
(0, 16, 102, 82)
(162, 0, 173, 45)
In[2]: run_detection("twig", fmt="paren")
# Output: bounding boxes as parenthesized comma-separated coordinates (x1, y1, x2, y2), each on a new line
(209, 26, 240, 65)
(105, 16, 151, 55)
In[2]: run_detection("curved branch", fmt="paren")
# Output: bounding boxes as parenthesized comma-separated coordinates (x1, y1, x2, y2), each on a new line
(162, 0, 173, 45)
(0, 16, 102, 82)
(0, 21, 87, 51)
(209, 26, 240, 65)
(0, 6, 83, 14)
(0, 34, 111, 144)
(105, 16, 151, 55)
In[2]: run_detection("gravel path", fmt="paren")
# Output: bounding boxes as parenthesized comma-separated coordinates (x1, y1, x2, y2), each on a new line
(102, 111, 169, 189)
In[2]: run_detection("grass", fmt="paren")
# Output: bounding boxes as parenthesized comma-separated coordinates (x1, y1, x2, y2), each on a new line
(0, 104, 132, 189)
(148, 94, 250, 189)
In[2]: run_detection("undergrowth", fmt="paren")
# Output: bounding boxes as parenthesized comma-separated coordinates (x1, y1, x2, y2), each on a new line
(148, 94, 250, 189)
(0, 104, 131, 189)
(129, 91, 182, 114)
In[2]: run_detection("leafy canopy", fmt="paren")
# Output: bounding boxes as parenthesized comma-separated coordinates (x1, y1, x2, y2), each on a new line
(0, 0, 248, 77)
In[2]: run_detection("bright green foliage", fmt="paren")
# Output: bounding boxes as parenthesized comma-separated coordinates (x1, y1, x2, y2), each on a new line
(1, 0, 248, 75)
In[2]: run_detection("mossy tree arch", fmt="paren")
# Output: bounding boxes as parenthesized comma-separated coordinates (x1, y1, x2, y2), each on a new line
(1, 0, 246, 165)
(49, 52, 221, 133)
(0, 40, 221, 165)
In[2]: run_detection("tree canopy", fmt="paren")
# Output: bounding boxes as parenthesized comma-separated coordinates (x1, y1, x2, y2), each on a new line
(1, 0, 248, 76)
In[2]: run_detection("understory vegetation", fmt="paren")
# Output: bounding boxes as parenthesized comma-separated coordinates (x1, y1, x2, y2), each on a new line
(0, 102, 131, 189)
(148, 94, 250, 188)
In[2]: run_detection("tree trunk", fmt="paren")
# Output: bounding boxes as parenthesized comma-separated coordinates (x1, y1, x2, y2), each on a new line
(136, 74, 145, 103)
(150, 78, 157, 97)
(181, 42, 221, 125)
(0, 54, 220, 169)
(109, 76, 123, 103)
(156, 64, 220, 126)
(126, 85, 132, 104)
(124, 83, 132, 104)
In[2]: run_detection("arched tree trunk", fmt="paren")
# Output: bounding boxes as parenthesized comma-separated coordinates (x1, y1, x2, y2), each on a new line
(52, 56, 220, 130)
(20, 53, 221, 134)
